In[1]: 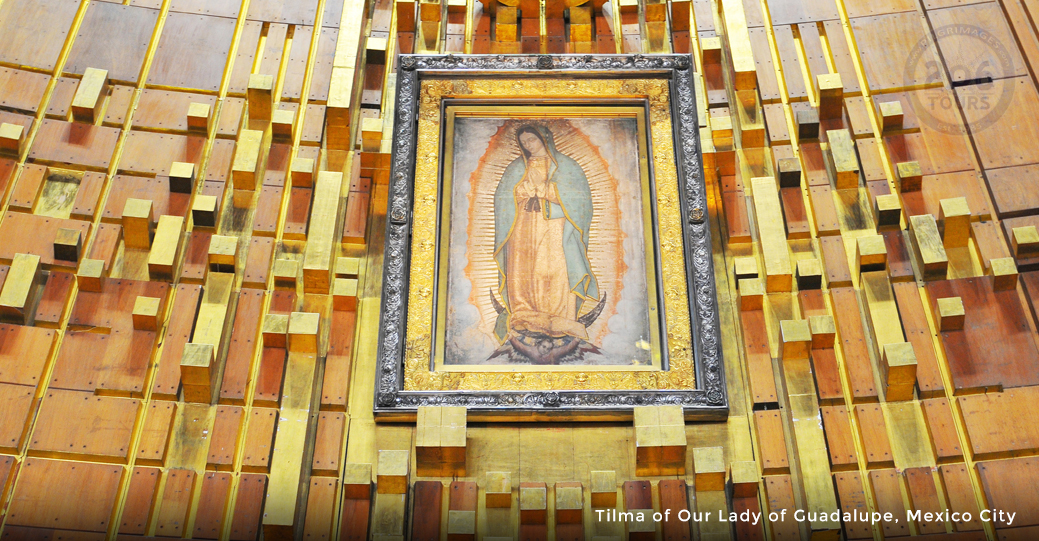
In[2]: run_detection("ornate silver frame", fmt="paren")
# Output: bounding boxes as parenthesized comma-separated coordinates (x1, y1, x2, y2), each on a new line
(375, 54, 727, 421)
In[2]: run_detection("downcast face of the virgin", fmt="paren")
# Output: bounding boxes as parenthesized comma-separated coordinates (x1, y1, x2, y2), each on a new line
(519, 131, 547, 156)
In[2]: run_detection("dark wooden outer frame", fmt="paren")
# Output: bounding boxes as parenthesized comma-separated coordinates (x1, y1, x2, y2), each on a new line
(375, 54, 727, 421)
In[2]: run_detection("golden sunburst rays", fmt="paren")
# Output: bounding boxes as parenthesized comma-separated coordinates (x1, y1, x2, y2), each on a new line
(459, 118, 632, 345)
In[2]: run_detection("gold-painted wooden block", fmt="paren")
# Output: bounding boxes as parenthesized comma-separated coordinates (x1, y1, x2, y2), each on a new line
(634, 429, 662, 475)
(291, 157, 315, 188)
(440, 406, 466, 442)
(327, 67, 354, 118)
(778, 157, 802, 188)
(658, 423, 687, 474)
(77, 258, 105, 292)
(495, 6, 518, 41)
(440, 430, 466, 463)
(722, 0, 756, 90)
(232, 129, 264, 190)
(656, 402, 689, 452)
(881, 342, 917, 386)
(796, 258, 822, 290)
(735, 89, 765, 148)
(179, 342, 214, 386)
(634, 406, 685, 476)
(731, 461, 760, 497)
(53, 228, 82, 262)
(701, 36, 722, 64)
(271, 109, 295, 140)
(376, 450, 410, 494)
(361, 117, 383, 152)
(881, 342, 917, 401)
(751, 177, 793, 292)
(262, 313, 289, 348)
(335, 256, 361, 278)
(738, 278, 764, 311)
(692, 447, 727, 491)
(827, 129, 859, 189)
(733, 256, 758, 283)
(302, 171, 344, 293)
(991, 257, 1018, 291)
(419, 0, 442, 21)
(817, 73, 843, 119)
(1012, 225, 1039, 258)
(658, 404, 684, 426)
(272, 258, 298, 288)
(589, 471, 616, 508)
(446, 510, 475, 540)
(366, 36, 389, 64)
(0, 122, 25, 155)
(880, 101, 903, 131)
(0, 253, 41, 324)
(414, 405, 463, 475)
(909, 214, 948, 280)
(633, 416, 660, 463)
(555, 483, 583, 524)
(875, 194, 901, 230)
(569, 12, 592, 42)
(485, 471, 512, 508)
(415, 405, 442, 469)
(939, 197, 971, 248)
(644, 0, 667, 21)
(326, 69, 354, 150)
(122, 198, 154, 249)
(633, 404, 659, 428)
(519, 483, 547, 524)
(856, 235, 887, 272)
(191, 194, 218, 229)
(936, 297, 965, 331)
(207, 235, 238, 268)
(796, 108, 819, 140)
(168, 161, 195, 194)
(333, 278, 358, 311)
(71, 67, 109, 123)
(247, 74, 274, 121)
(657, 405, 686, 474)
(342, 463, 373, 499)
(711, 115, 733, 141)
(132, 296, 161, 331)
(190, 274, 232, 346)
(779, 319, 811, 360)
(288, 311, 320, 352)
(896, 161, 922, 192)
(618, 0, 638, 14)
(809, 315, 836, 349)
(187, 102, 211, 132)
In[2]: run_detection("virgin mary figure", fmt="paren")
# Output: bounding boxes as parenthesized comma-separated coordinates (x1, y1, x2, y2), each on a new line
(491, 125, 600, 349)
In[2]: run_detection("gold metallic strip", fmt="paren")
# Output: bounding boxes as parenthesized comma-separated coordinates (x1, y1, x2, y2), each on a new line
(403, 78, 693, 392)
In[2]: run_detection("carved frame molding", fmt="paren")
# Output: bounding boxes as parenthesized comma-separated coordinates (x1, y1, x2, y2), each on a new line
(375, 54, 727, 421)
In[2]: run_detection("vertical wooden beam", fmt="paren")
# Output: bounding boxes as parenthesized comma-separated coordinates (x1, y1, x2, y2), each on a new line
(302, 171, 344, 293)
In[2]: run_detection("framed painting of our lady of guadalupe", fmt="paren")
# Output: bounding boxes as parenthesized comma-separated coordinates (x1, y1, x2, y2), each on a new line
(376, 54, 727, 420)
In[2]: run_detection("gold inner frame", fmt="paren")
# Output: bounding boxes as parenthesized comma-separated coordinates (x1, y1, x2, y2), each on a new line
(404, 78, 694, 392)
(434, 105, 663, 372)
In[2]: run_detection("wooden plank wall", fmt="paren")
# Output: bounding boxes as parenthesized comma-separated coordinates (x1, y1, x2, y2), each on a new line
(0, 0, 1036, 538)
